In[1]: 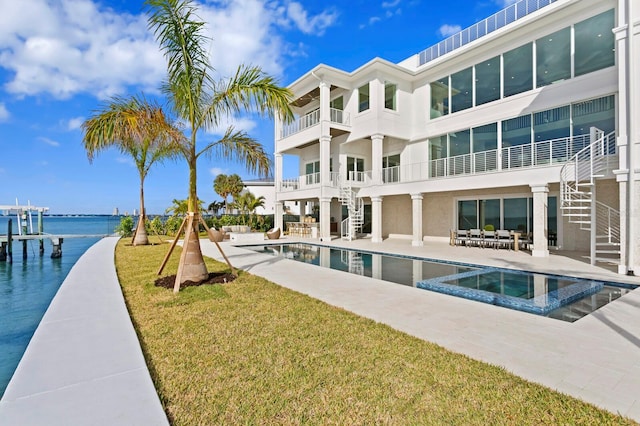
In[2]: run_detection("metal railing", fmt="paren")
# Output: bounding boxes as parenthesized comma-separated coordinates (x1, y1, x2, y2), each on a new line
(280, 108, 350, 139)
(278, 134, 602, 191)
(418, 0, 557, 66)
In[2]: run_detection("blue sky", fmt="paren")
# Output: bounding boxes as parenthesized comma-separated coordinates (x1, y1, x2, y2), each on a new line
(0, 0, 514, 214)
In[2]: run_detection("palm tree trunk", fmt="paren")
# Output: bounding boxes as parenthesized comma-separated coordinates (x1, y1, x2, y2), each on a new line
(133, 178, 149, 246)
(176, 145, 208, 285)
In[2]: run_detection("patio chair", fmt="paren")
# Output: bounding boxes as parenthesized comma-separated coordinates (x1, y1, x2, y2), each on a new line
(454, 229, 468, 246)
(468, 229, 484, 248)
(266, 227, 281, 240)
(495, 229, 514, 250)
(207, 227, 225, 243)
(519, 232, 533, 250)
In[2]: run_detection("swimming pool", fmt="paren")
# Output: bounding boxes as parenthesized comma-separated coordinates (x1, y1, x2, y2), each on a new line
(244, 243, 635, 322)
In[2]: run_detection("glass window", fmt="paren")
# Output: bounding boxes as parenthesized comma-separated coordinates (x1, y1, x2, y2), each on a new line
(503, 198, 529, 232)
(450, 67, 473, 113)
(429, 135, 448, 160)
(330, 96, 343, 110)
(358, 83, 370, 112)
(533, 106, 570, 142)
(384, 82, 397, 110)
(430, 77, 449, 118)
(480, 199, 500, 230)
(575, 10, 615, 77)
(382, 154, 400, 183)
(536, 27, 571, 87)
(305, 161, 320, 184)
(458, 200, 477, 229)
(475, 56, 501, 105)
(504, 43, 533, 97)
(347, 156, 365, 181)
(572, 95, 615, 135)
(449, 129, 470, 157)
(502, 115, 532, 147)
(472, 123, 497, 153)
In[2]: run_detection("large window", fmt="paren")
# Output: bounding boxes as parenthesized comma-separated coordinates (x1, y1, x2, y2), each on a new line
(533, 105, 570, 142)
(458, 196, 558, 242)
(502, 115, 531, 148)
(572, 95, 615, 135)
(382, 154, 400, 183)
(305, 161, 320, 185)
(575, 10, 615, 77)
(347, 156, 365, 181)
(384, 82, 397, 110)
(330, 96, 343, 110)
(504, 43, 533, 97)
(536, 28, 571, 87)
(475, 56, 500, 105)
(430, 77, 449, 118)
(358, 83, 370, 112)
(472, 123, 497, 153)
(450, 67, 473, 113)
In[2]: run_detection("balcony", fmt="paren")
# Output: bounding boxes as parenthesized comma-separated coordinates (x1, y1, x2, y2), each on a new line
(280, 108, 350, 139)
(277, 135, 606, 194)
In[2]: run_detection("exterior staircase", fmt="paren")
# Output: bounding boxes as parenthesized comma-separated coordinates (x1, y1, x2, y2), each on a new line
(339, 179, 364, 241)
(341, 250, 364, 275)
(559, 129, 620, 265)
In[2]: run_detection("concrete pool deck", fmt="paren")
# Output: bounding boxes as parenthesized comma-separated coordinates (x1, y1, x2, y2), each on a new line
(0, 237, 168, 426)
(210, 236, 640, 421)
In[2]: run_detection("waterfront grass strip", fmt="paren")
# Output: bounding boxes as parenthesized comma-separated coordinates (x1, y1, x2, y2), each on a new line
(115, 240, 635, 425)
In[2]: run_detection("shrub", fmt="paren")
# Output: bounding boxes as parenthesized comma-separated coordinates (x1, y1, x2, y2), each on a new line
(115, 216, 134, 237)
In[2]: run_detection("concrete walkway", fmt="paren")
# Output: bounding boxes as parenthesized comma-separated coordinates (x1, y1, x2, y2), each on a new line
(205, 237, 640, 422)
(0, 237, 168, 426)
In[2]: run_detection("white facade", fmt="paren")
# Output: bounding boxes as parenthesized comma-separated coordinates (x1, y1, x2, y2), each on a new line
(243, 180, 301, 216)
(274, 0, 640, 275)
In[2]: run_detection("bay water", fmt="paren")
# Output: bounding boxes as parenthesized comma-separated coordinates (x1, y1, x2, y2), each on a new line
(0, 215, 121, 397)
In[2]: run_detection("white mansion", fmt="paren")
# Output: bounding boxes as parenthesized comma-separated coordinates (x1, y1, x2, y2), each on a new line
(273, 0, 640, 275)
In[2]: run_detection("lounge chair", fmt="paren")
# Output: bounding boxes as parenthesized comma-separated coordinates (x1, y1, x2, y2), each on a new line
(266, 227, 281, 240)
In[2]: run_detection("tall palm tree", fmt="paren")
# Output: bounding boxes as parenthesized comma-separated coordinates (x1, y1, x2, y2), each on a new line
(207, 200, 224, 216)
(146, 0, 293, 289)
(82, 95, 183, 245)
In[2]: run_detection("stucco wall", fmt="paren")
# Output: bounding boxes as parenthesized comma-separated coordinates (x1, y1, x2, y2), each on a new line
(381, 195, 412, 236)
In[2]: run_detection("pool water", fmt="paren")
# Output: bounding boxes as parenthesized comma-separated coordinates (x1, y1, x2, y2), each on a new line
(245, 243, 635, 322)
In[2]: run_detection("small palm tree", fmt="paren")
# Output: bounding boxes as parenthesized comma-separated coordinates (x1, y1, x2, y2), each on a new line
(146, 0, 293, 289)
(166, 198, 204, 216)
(207, 200, 224, 216)
(82, 95, 183, 245)
(233, 191, 265, 226)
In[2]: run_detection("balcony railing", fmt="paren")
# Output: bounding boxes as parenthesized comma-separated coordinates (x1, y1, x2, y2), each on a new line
(277, 135, 604, 192)
(279, 172, 341, 192)
(418, 0, 557, 66)
(280, 108, 350, 139)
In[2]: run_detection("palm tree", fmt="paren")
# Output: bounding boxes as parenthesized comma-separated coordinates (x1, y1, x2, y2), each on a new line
(227, 174, 244, 213)
(233, 191, 265, 226)
(207, 200, 224, 216)
(82, 95, 183, 245)
(146, 0, 293, 289)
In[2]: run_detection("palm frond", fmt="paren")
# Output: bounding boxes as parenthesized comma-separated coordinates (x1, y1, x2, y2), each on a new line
(198, 127, 272, 178)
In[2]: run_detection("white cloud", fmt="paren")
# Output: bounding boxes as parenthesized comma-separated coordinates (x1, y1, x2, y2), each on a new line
(209, 167, 226, 177)
(116, 157, 134, 166)
(439, 24, 462, 38)
(284, 2, 338, 36)
(382, 0, 401, 8)
(497, 0, 519, 7)
(38, 136, 60, 147)
(66, 116, 84, 131)
(0, 103, 9, 121)
(206, 114, 257, 136)
(0, 0, 337, 100)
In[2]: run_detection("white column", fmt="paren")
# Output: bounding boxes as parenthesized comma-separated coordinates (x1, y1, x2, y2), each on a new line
(319, 197, 332, 241)
(411, 193, 423, 247)
(274, 202, 283, 232)
(371, 133, 384, 185)
(530, 184, 549, 258)
(319, 80, 330, 123)
(299, 201, 307, 217)
(412, 259, 423, 287)
(371, 196, 383, 243)
(319, 135, 332, 187)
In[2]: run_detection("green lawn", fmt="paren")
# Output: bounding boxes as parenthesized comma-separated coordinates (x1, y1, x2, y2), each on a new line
(115, 240, 636, 425)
